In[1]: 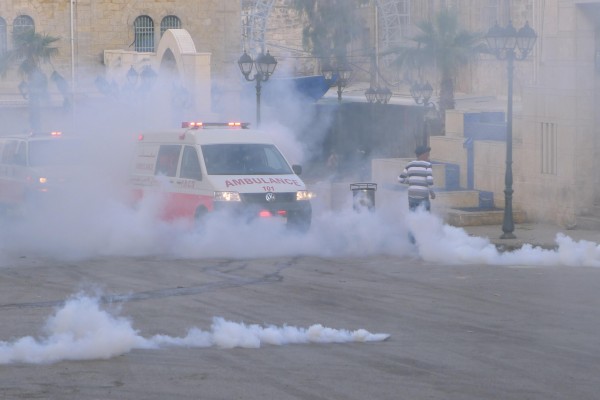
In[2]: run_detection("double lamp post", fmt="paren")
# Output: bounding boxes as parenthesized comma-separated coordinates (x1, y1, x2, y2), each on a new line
(485, 21, 536, 239)
(238, 50, 278, 128)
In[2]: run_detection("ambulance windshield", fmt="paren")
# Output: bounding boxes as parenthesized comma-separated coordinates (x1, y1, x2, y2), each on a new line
(202, 143, 294, 175)
(28, 139, 84, 167)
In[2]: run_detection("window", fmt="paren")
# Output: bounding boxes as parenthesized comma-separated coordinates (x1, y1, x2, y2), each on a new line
(161, 15, 181, 36)
(134, 15, 154, 52)
(398, 0, 411, 39)
(180, 146, 202, 180)
(202, 144, 293, 175)
(541, 122, 558, 175)
(481, 0, 509, 30)
(0, 18, 6, 55)
(13, 15, 34, 35)
(155, 145, 181, 177)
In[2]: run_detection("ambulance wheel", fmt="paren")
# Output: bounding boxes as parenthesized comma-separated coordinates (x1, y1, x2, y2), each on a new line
(194, 206, 208, 225)
(287, 213, 311, 233)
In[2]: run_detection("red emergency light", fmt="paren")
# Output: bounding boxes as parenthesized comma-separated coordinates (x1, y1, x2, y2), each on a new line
(259, 210, 287, 218)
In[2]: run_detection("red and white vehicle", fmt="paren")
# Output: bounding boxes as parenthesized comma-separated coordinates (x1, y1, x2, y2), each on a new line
(130, 122, 313, 231)
(0, 131, 81, 214)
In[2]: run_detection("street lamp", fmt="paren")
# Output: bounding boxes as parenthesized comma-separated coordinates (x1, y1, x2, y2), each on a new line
(238, 50, 277, 127)
(410, 81, 434, 107)
(365, 86, 392, 104)
(485, 21, 537, 239)
(322, 61, 352, 103)
(410, 81, 439, 146)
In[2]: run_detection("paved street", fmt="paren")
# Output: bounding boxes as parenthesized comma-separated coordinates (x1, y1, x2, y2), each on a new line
(0, 249, 599, 400)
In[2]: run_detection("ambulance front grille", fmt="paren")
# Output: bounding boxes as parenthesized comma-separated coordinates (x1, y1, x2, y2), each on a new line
(240, 192, 296, 204)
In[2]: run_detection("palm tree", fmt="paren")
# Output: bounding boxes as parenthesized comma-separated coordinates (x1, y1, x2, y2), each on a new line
(390, 9, 483, 117)
(0, 30, 61, 131)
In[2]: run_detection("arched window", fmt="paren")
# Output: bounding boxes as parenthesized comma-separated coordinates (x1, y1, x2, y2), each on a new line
(160, 15, 181, 36)
(0, 18, 7, 55)
(13, 15, 35, 35)
(134, 15, 154, 52)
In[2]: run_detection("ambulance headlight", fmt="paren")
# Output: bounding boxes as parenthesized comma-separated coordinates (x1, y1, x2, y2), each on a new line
(296, 190, 314, 201)
(214, 191, 241, 202)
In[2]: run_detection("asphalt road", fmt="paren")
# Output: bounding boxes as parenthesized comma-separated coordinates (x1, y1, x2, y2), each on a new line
(0, 253, 599, 400)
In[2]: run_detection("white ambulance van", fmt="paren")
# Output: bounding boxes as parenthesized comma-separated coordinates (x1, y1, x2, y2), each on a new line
(0, 131, 81, 214)
(129, 122, 313, 231)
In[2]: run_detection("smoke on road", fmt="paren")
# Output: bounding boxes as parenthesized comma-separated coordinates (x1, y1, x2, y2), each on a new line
(0, 293, 389, 364)
(1, 189, 600, 266)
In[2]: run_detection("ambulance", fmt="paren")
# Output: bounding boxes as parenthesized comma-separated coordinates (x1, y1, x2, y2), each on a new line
(0, 131, 81, 214)
(129, 122, 313, 231)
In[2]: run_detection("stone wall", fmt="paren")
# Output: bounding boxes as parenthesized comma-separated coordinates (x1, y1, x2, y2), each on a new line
(0, 0, 240, 98)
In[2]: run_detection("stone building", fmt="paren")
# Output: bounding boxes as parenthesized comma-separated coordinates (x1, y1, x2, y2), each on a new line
(1, 0, 599, 226)
(0, 0, 241, 129)
(254, 0, 600, 227)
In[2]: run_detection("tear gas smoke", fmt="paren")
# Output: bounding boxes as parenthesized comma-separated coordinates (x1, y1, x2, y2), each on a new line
(2, 190, 600, 266)
(0, 293, 390, 364)
(1, 69, 598, 267)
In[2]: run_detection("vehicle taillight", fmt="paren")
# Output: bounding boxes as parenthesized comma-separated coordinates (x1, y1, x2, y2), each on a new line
(259, 210, 272, 217)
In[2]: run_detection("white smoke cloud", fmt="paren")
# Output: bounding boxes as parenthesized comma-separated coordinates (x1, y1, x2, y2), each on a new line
(0, 293, 390, 364)
(2, 190, 600, 266)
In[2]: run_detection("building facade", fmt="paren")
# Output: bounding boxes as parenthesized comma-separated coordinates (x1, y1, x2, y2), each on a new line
(0, 0, 241, 123)
(1, 0, 599, 226)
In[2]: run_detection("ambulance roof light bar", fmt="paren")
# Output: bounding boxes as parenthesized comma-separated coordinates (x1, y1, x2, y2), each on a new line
(181, 121, 250, 129)
(29, 131, 63, 137)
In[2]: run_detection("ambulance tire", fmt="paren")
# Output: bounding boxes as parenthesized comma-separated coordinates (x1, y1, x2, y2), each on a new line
(194, 206, 208, 226)
(287, 213, 311, 234)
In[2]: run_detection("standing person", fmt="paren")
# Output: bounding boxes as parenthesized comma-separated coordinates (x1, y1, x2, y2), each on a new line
(398, 145, 436, 211)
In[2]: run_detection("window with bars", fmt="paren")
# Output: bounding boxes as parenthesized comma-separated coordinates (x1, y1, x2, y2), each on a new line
(161, 15, 181, 36)
(134, 15, 154, 52)
(13, 15, 35, 35)
(541, 122, 558, 175)
(0, 18, 6, 55)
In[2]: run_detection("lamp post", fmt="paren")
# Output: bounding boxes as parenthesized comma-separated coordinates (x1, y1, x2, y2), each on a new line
(322, 61, 352, 103)
(365, 86, 392, 104)
(485, 21, 537, 239)
(410, 81, 434, 107)
(410, 81, 438, 146)
(238, 50, 277, 127)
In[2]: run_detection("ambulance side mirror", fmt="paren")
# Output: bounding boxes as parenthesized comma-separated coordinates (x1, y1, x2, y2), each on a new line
(292, 164, 302, 175)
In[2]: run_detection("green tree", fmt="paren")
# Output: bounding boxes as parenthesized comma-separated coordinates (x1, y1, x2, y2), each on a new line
(0, 30, 61, 131)
(390, 9, 483, 116)
(291, 0, 367, 65)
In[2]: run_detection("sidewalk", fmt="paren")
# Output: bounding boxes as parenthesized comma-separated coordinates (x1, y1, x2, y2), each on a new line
(461, 222, 600, 250)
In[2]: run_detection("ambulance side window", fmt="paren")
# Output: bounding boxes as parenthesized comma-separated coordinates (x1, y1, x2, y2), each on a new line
(180, 146, 202, 181)
(155, 145, 181, 177)
(14, 142, 27, 166)
(0, 140, 18, 165)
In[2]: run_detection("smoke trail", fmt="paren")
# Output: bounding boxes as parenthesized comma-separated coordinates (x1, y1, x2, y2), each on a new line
(0, 294, 390, 364)
(407, 210, 600, 267)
